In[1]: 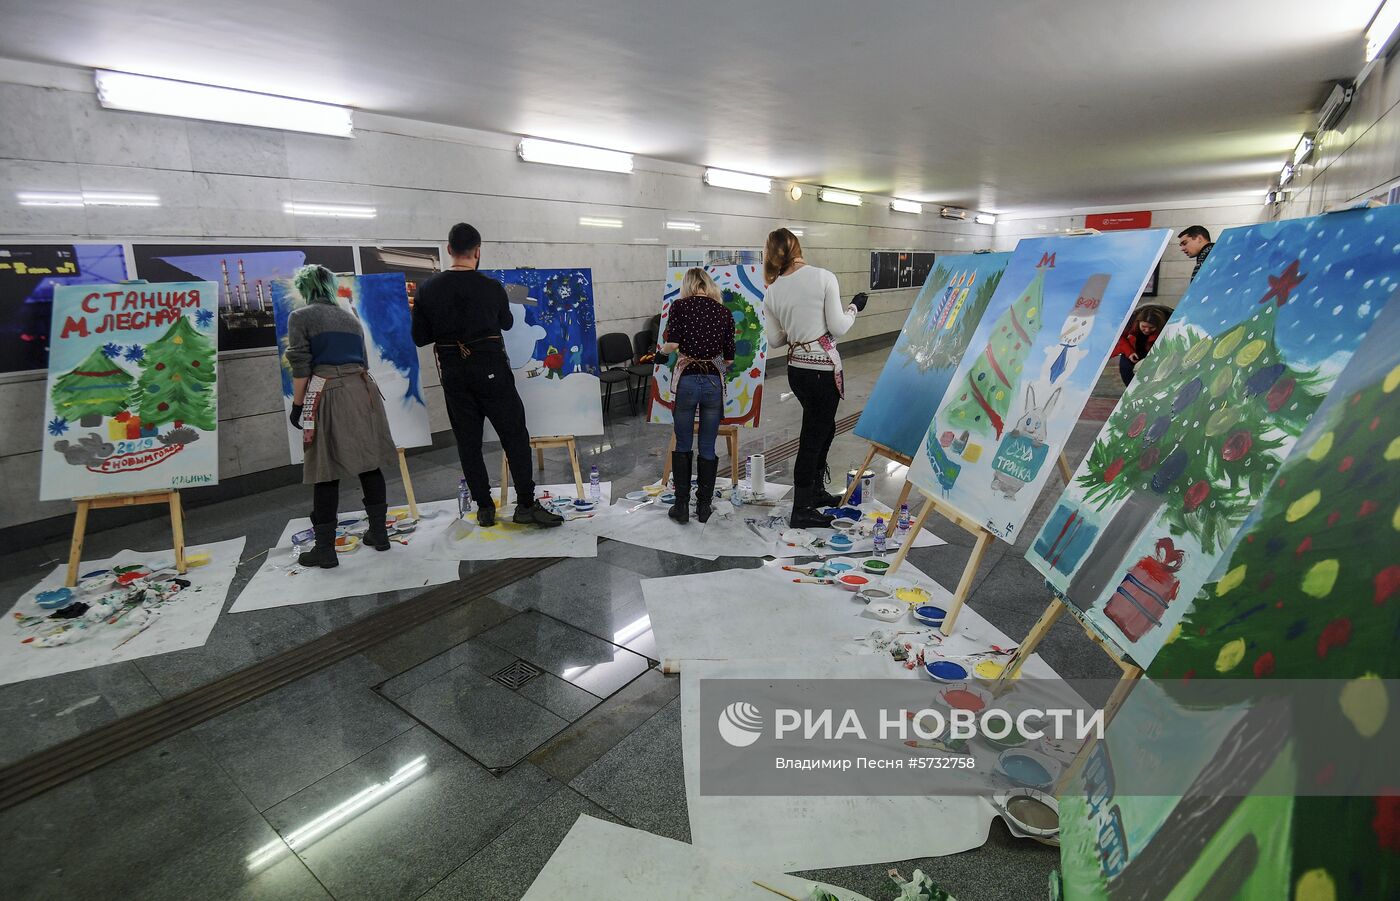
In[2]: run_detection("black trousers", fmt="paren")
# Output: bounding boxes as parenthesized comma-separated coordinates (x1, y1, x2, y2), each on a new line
(787, 367, 841, 509)
(438, 353, 535, 508)
(311, 469, 386, 525)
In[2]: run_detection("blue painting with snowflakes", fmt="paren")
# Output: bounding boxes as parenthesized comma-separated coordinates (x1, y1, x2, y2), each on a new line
(476, 267, 605, 439)
(1027, 204, 1400, 666)
(480, 268, 600, 377)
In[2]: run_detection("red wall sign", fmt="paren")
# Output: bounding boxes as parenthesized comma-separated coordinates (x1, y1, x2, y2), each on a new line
(1085, 210, 1153, 231)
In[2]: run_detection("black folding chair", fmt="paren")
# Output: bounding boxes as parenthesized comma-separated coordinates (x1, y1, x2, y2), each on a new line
(628, 328, 657, 411)
(597, 332, 634, 415)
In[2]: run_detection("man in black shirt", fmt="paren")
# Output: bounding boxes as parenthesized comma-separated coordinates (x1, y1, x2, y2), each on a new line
(1177, 226, 1215, 282)
(413, 223, 562, 527)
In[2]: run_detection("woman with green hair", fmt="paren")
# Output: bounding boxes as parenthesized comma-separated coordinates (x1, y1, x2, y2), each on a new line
(285, 264, 398, 567)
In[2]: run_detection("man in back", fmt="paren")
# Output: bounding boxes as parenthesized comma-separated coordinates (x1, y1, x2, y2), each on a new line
(1177, 226, 1215, 282)
(413, 223, 562, 527)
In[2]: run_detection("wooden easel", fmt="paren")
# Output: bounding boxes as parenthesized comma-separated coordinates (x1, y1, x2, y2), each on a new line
(394, 448, 420, 520)
(885, 453, 1074, 636)
(499, 434, 584, 505)
(66, 490, 186, 587)
(839, 440, 916, 536)
(660, 423, 741, 484)
(993, 593, 1144, 794)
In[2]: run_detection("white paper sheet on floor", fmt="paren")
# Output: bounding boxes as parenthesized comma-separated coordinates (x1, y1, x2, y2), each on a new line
(230, 506, 462, 613)
(583, 490, 943, 560)
(521, 814, 874, 901)
(424, 482, 611, 561)
(681, 656, 997, 871)
(1, 537, 245, 686)
(642, 559, 1034, 668)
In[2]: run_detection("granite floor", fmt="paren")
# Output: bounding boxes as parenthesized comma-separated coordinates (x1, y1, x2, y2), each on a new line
(0, 346, 1128, 900)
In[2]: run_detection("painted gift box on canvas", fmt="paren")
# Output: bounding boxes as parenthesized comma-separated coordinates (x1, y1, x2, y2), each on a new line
(40, 281, 219, 500)
(906, 230, 1170, 540)
(648, 264, 768, 427)
(855, 251, 1011, 460)
(1028, 206, 1400, 668)
(269, 272, 431, 462)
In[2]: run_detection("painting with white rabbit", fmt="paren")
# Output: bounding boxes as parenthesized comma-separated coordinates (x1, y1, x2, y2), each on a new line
(907, 230, 1171, 541)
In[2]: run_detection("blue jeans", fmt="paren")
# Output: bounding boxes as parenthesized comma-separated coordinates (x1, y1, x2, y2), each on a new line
(673, 373, 724, 459)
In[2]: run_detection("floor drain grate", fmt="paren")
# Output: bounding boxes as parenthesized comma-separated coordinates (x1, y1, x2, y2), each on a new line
(490, 659, 542, 690)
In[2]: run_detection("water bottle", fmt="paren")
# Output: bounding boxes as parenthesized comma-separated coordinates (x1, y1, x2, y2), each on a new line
(589, 465, 601, 502)
(457, 478, 471, 518)
(896, 503, 911, 547)
(731, 483, 744, 508)
(872, 518, 887, 557)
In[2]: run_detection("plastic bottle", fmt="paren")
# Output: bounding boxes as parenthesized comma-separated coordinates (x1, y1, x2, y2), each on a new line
(896, 503, 911, 547)
(457, 478, 471, 518)
(873, 518, 887, 557)
(731, 483, 744, 509)
(589, 465, 601, 502)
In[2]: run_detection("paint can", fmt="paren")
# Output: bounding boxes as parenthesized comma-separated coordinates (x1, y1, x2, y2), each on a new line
(846, 469, 875, 506)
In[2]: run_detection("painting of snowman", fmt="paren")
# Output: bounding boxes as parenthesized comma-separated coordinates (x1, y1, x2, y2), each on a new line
(1039, 273, 1109, 385)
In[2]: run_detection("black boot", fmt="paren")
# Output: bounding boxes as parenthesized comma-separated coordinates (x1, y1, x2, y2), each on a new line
(811, 485, 843, 509)
(695, 456, 718, 523)
(476, 502, 496, 527)
(364, 504, 390, 551)
(788, 487, 835, 529)
(298, 522, 339, 568)
(669, 451, 692, 524)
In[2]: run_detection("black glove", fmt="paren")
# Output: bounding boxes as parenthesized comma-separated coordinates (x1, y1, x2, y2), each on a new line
(290, 404, 304, 430)
(851, 292, 869, 312)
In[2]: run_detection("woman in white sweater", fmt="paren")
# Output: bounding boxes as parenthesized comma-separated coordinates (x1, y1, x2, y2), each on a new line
(763, 228, 861, 528)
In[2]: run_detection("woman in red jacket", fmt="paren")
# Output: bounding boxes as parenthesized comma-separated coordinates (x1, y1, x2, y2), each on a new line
(1114, 307, 1168, 385)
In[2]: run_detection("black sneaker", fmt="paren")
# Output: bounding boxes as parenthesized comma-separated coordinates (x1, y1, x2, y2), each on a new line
(476, 505, 496, 527)
(514, 501, 564, 528)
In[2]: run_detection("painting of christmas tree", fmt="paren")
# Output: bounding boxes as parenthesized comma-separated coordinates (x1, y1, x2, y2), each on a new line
(1056, 298, 1400, 901)
(50, 347, 133, 426)
(1029, 206, 1400, 666)
(907, 230, 1170, 542)
(855, 252, 1010, 459)
(132, 316, 217, 430)
(41, 281, 219, 501)
(648, 264, 768, 428)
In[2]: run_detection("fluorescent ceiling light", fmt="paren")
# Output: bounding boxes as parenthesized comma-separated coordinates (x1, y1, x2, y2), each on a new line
(519, 138, 633, 173)
(1366, 0, 1400, 62)
(578, 216, 624, 228)
(17, 192, 84, 207)
(17, 190, 160, 207)
(975, 213, 997, 225)
(1294, 134, 1315, 164)
(284, 202, 376, 219)
(890, 199, 922, 214)
(95, 70, 353, 137)
(704, 168, 771, 194)
(665, 220, 702, 231)
(1279, 162, 1295, 187)
(819, 188, 862, 206)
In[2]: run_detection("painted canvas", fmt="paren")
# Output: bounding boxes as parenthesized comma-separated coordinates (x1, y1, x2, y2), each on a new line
(1058, 301, 1400, 899)
(855, 252, 1011, 459)
(270, 272, 430, 463)
(647, 263, 767, 427)
(1028, 207, 1400, 666)
(1, 243, 129, 374)
(907, 230, 1170, 541)
(40, 281, 219, 501)
(132, 243, 356, 352)
(479, 268, 604, 439)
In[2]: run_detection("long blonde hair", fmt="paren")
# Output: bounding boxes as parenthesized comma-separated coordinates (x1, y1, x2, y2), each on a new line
(764, 228, 803, 285)
(681, 267, 723, 303)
